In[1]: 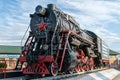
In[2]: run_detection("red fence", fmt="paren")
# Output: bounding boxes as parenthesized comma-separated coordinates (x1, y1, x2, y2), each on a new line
(0, 60, 17, 79)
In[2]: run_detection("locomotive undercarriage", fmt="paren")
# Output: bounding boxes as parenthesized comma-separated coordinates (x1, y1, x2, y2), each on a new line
(16, 30, 97, 76)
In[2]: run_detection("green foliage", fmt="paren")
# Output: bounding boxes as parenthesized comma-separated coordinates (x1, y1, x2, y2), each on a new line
(0, 62, 7, 68)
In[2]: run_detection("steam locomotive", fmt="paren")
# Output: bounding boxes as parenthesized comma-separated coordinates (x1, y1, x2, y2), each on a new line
(16, 4, 109, 76)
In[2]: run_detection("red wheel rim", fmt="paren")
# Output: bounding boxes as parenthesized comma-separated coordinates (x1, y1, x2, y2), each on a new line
(82, 56, 89, 71)
(82, 65, 86, 71)
(89, 58, 94, 70)
(51, 63, 58, 76)
(75, 66, 81, 73)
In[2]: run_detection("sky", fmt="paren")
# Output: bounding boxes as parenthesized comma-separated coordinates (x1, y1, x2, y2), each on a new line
(0, 0, 120, 52)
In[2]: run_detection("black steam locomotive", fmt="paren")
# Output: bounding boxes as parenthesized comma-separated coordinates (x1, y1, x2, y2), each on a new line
(16, 4, 109, 76)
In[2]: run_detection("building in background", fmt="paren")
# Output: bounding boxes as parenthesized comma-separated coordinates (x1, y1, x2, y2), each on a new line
(0, 45, 21, 69)
(1, 45, 120, 69)
(109, 49, 119, 68)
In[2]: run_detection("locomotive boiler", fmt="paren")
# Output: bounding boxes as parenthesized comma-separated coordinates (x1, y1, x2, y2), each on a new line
(16, 4, 109, 76)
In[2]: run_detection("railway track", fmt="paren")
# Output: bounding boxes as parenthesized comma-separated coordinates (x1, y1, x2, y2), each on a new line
(0, 68, 108, 80)
(32, 68, 108, 80)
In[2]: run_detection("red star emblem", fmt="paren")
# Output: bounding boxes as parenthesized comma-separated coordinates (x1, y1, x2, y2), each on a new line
(38, 22, 46, 31)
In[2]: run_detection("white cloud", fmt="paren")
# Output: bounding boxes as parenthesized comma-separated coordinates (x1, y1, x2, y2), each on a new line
(94, 26, 120, 44)
(61, 0, 120, 24)
(57, 0, 120, 51)
(0, 1, 30, 46)
(0, 0, 120, 51)
(117, 48, 120, 52)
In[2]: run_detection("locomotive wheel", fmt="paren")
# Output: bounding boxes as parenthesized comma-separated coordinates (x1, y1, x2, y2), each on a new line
(86, 60, 90, 71)
(82, 56, 89, 71)
(68, 69, 74, 74)
(89, 58, 94, 70)
(75, 66, 81, 73)
(51, 62, 58, 76)
(82, 65, 86, 71)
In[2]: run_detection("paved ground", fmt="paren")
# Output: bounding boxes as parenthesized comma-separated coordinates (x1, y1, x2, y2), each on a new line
(62, 68, 120, 80)
(113, 73, 120, 80)
(113, 68, 120, 80)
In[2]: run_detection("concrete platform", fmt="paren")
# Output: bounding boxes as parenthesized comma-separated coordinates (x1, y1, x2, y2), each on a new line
(64, 68, 120, 80)
(113, 68, 120, 80)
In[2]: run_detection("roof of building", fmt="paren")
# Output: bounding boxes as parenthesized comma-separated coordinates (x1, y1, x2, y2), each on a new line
(109, 49, 119, 55)
(0, 45, 21, 54)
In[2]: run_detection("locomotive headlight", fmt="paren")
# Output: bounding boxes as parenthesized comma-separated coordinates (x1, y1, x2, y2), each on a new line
(35, 5, 46, 15)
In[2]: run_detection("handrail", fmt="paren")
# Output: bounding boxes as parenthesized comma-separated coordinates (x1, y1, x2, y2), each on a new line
(63, 30, 94, 45)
